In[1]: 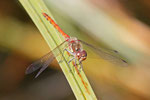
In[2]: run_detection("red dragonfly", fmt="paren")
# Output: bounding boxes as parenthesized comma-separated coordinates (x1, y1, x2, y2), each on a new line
(25, 13, 128, 78)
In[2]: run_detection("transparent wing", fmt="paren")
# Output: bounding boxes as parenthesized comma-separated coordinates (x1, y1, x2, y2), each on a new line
(25, 51, 54, 75)
(34, 53, 55, 78)
(79, 40, 128, 66)
(25, 41, 67, 77)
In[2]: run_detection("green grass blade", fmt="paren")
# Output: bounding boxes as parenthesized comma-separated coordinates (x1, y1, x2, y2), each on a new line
(19, 0, 97, 99)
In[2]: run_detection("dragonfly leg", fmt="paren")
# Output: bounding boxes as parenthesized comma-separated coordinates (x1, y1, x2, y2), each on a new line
(58, 49, 66, 63)
(70, 58, 80, 74)
(67, 57, 75, 73)
(68, 57, 75, 64)
(58, 48, 77, 73)
(65, 49, 74, 55)
(74, 62, 83, 73)
(58, 49, 74, 63)
(73, 59, 77, 73)
(79, 62, 83, 72)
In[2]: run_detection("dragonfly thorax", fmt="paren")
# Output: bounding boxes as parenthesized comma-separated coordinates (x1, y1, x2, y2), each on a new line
(68, 37, 82, 52)
(67, 37, 87, 62)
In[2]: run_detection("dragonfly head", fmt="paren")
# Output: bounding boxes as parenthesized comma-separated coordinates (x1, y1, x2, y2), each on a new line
(77, 50, 87, 63)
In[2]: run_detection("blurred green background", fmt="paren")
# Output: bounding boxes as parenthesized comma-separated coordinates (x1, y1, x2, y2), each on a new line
(0, 0, 150, 100)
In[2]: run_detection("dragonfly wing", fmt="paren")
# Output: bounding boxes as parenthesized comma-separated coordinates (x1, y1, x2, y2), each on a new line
(35, 55, 55, 78)
(25, 41, 68, 76)
(25, 51, 54, 75)
(79, 40, 128, 66)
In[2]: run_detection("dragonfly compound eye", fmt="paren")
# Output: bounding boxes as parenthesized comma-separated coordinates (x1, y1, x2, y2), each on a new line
(80, 50, 87, 61)
(82, 50, 87, 57)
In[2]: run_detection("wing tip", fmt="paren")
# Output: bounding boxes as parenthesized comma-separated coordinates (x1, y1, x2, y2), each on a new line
(25, 67, 30, 75)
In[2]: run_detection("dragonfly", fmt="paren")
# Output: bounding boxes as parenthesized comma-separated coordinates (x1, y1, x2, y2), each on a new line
(25, 13, 128, 78)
